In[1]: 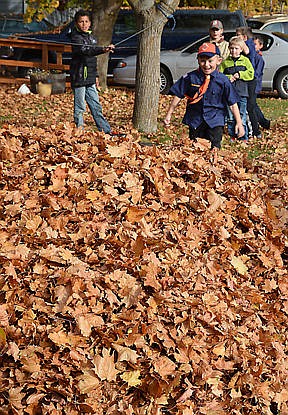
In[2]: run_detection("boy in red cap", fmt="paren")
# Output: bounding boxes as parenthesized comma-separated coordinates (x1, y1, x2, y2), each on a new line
(164, 42, 244, 164)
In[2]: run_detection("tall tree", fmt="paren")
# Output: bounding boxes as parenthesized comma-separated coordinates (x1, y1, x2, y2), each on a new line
(91, 0, 123, 85)
(127, 0, 180, 132)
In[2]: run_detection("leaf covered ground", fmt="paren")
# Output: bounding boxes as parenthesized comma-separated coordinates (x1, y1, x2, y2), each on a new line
(0, 86, 287, 415)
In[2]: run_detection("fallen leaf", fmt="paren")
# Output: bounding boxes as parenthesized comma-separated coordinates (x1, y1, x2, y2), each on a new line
(94, 348, 118, 381)
(231, 256, 248, 275)
(120, 370, 141, 387)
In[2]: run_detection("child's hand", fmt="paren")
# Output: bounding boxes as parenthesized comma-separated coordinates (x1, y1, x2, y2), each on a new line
(103, 44, 115, 53)
(230, 72, 239, 82)
(95, 77, 101, 91)
(238, 39, 247, 51)
(235, 122, 245, 139)
(163, 116, 171, 127)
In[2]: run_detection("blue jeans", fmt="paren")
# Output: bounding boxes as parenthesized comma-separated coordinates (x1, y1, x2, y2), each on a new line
(227, 96, 248, 140)
(73, 84, 111, 133)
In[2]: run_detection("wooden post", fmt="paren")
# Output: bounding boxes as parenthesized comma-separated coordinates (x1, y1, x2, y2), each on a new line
(42, 44, 49, 70)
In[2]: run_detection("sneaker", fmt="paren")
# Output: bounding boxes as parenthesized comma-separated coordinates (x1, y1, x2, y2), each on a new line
(230, 136, 237, 142)
(109, 131, 126, 137)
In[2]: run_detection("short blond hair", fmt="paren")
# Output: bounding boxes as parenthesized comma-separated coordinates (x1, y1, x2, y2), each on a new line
(229, 36, 244, 49)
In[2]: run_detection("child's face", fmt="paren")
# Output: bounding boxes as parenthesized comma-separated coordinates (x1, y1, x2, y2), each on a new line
(76, 15, 91, 32)
(198, 55, 221, 75)
(254, 39, 263, 51)
(209, 27, 223, 41)
(236, 31, 247, 41)
(229, 44, 242, 58)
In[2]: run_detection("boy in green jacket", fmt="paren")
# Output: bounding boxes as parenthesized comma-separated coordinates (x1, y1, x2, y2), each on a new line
(219, 36, 254, 142)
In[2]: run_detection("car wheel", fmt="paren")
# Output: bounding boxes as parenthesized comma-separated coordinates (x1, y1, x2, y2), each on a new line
(160, 66, 173, 95)
(275, 69, 288, 99)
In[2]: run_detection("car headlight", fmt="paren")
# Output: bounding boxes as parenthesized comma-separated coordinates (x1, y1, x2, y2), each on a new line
(116, 61, 127, 68)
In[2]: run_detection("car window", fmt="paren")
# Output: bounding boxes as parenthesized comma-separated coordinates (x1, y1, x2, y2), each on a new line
(273, 32, 288, 42)
(113, 13, 136, 35)
(181, 31, 275, 55)
(259, 33, 274, 51)
(282, 22, 288, 34)
(165, 11, 245, 33)
(247, 20, 264, 29)
(167, 14, 211, 33)
(181, 36, 209, 54)
(263, 22, 283, 32)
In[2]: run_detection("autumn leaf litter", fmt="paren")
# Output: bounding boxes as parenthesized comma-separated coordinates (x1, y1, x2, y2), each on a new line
(0, 87, 287, 414)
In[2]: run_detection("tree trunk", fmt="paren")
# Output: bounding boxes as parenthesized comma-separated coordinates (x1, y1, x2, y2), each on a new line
(128, 0, 180, 133)
(91, 0, 123, 87)
(217, 0, 229, 9)
(132, 10, 163, 132)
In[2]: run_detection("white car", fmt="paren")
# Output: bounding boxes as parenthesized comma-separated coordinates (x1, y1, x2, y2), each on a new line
(113, 30, 288, 98)
(247, 15, 288, 34)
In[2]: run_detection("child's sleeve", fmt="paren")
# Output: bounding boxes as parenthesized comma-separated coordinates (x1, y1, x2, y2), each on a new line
(169, 74, 189, 98)
(219, 60, 232, 80)
(238, 57, 254, 81)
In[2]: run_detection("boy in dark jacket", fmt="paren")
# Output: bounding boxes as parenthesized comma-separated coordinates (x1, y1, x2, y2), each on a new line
(70, 9, 118, 134)
(164, 42, 244, 164)
(253, 35, 271, 130)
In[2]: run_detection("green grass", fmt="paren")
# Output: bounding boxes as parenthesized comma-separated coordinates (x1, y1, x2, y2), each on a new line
(0, 115, 14, 126)
(246, 142, 275, 161)
(257, 95, 288, 120)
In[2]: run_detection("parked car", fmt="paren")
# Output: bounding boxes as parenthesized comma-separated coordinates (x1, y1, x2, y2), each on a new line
(247, 14, 288, 34)
(0, 8, 246, 78)
(113, 8, 246, 53)
(113, 30, 288, 99)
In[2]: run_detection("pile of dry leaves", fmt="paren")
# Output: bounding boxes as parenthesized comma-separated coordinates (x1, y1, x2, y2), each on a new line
(0, 86, 287, 415)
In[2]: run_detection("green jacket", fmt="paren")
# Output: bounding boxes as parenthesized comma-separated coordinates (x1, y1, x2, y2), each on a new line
(219, 54, 254, 97)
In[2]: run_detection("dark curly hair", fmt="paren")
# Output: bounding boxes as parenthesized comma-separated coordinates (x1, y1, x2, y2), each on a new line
(74, 9, 92, 23)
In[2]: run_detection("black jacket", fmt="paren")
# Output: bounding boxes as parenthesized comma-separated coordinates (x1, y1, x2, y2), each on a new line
(69, 27, 106, 88)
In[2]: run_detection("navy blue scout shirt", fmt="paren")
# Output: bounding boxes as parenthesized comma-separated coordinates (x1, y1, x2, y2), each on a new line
(245, 38, 257, 69)
(169, 68, 240, 130)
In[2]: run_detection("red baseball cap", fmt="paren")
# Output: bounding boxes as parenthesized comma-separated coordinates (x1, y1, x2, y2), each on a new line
(197, 42, 220, 57)
(210, 20, 223, 29)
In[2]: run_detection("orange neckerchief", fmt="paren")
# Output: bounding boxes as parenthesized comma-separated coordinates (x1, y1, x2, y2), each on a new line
(186, 74, 211, 105)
